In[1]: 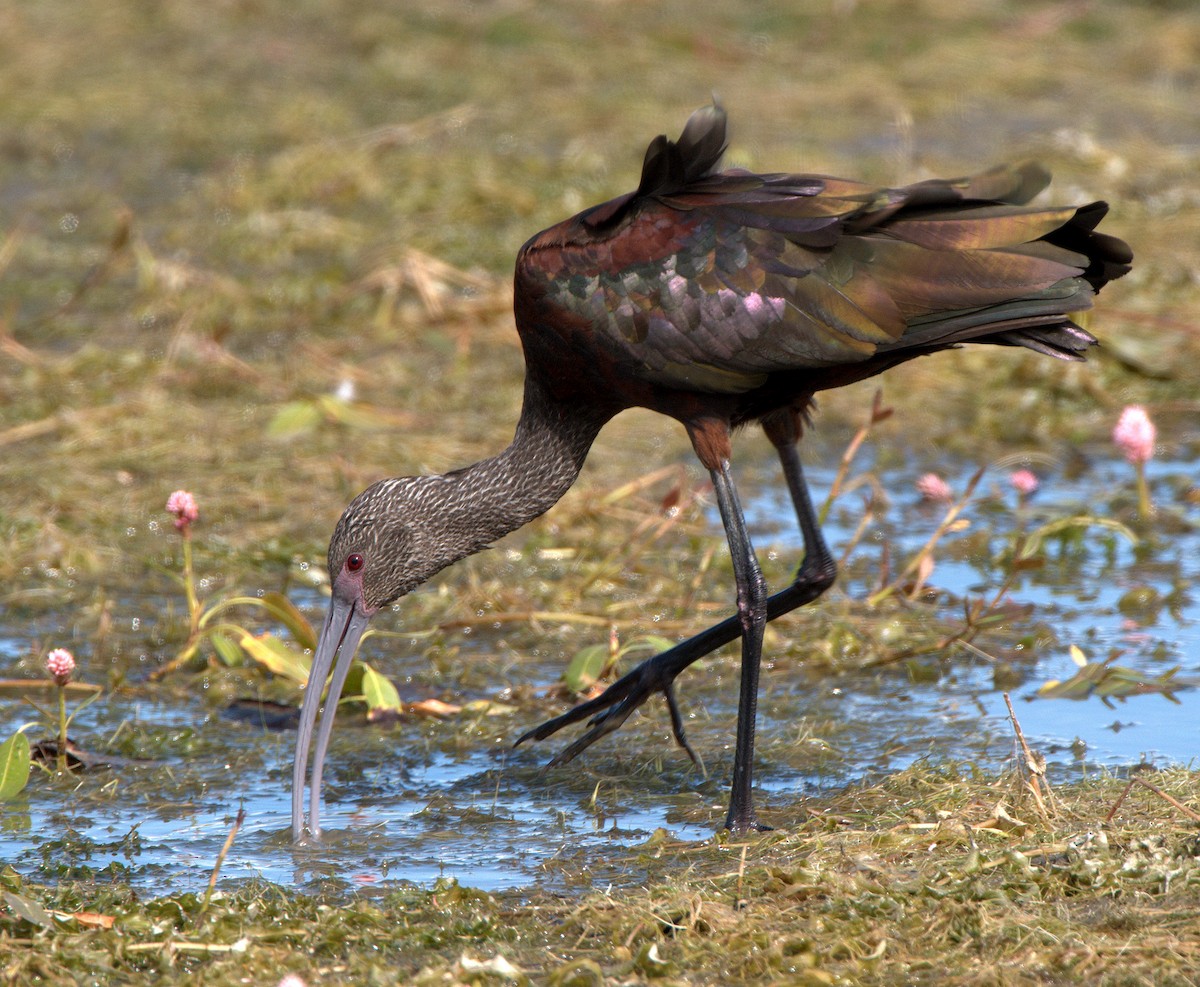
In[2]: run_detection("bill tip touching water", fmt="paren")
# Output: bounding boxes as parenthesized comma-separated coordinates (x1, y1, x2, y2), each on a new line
(291, 103, 1131, 842)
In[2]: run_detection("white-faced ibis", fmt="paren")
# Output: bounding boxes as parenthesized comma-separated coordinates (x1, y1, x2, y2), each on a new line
(291, 105, 1131, 840)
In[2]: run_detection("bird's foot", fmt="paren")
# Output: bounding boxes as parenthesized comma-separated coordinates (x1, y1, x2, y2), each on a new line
(725, 813, 774, 835)
(515, 654, 700, 768)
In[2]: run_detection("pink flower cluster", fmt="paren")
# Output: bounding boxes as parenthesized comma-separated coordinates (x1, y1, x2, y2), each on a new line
(1009, 469, 1039, 497)
(166, 489, 200, 531)
(1113, 406, 1156, 465)
(46, 647, 76, 685)
(916, 473, 952, 502)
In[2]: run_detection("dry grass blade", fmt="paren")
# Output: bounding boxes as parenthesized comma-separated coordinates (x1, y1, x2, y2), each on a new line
(348, 247, 502, 333)
(1105, 776, 1200, 825)
(1004, 692, 1058, 823)
(201, 808, 246, 916)
(818, 388, 892, 525)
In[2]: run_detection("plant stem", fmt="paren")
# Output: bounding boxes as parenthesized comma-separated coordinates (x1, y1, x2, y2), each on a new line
(819, 389, 891, 525)
(1135, 462, 1152, 520)
(868, 465, 984, 607)
(201, 808, 245, 916)
(182, 528, 200, 636)
(56, 684, 68, 774)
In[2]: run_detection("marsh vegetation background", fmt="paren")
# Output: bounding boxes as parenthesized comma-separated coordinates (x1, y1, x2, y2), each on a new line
(2, 1, 1199, 983)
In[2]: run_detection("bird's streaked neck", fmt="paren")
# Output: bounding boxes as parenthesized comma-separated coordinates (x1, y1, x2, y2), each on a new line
(398, 378, 610, 570)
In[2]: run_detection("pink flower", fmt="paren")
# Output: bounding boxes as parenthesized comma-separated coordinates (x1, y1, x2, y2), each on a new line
(916, 473, 952, 502)
(1009, 469, 1039, 497)
(1113, 406, 1156, 465)
(166, 490, 199, 531)
(46, 648, 76, 686)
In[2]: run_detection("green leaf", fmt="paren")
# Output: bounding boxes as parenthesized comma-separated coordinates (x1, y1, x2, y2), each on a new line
(461, 699, 517, 717)
(2, 889, 54, 928)
(0, 733, 31, 801)
(238, 632, 311, 685)
(564, 643, 610, 693)
(624, 635, 675, 657)
(210, 632, 245, 668)
(317, 394, 393, 429)
(1038, 655, 1182, 704)
(267, 400, 322, 439)
(260, 591, 317, 651)
(342, 661, 365, 699)
(1019, 515, 1136, 559)
(1036, 662, 1109, 699)
(361, 664, 402, 712)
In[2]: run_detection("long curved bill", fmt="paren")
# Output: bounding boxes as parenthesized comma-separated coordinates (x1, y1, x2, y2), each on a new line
(291, 595, 371, 841)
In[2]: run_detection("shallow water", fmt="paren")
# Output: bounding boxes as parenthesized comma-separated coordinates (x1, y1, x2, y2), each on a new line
(2, 444, 1195, 895)
(747, 451, 1199, 771)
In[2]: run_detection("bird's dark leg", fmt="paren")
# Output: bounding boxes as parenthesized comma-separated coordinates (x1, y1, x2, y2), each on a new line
(762, 410, 837, 611)
(708, 459, 769, 832)
(515, 413, 836, 830)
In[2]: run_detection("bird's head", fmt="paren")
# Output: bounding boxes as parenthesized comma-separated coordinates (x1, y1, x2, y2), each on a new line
(325, 489, 419, 615)
(292, 477, 457, 841)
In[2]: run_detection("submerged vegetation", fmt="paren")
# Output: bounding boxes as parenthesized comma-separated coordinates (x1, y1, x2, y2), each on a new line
(2, 0, 1199, 982)
(5, 766, 1200, 985)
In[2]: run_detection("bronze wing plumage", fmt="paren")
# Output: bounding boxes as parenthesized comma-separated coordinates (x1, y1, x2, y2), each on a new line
(515, 105, 1131, 397)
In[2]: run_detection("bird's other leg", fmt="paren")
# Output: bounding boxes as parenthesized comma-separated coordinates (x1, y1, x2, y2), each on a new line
(760, 408, 838, 606)
(708, 458, 770, 832)
(515, 410, 837, 811)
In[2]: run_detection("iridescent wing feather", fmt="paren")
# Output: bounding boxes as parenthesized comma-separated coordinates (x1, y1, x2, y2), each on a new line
(516, 106, 1131, 395)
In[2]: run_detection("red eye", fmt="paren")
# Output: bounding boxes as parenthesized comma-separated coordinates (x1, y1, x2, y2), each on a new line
(346, 553, 364, 572)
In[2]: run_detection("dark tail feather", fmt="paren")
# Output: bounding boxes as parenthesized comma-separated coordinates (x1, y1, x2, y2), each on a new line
(1042, 201, 1133, 290)
(876, 189, 1130, 362)
(637, 104, 728, 198)
(886, 311, 1098, 362)
(984, 200, 1129, 358)
(989, 320, 1097, 361)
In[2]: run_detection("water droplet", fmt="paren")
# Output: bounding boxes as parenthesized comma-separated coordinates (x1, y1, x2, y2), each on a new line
(59, 213, 79, 233)
(126, 527, 136, 537)
(299, 562, 309, 571)
(131, 618, 141, 630)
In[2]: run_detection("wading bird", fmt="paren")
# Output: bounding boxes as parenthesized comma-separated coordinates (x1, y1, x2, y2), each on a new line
(292, 105, 1130, 840)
